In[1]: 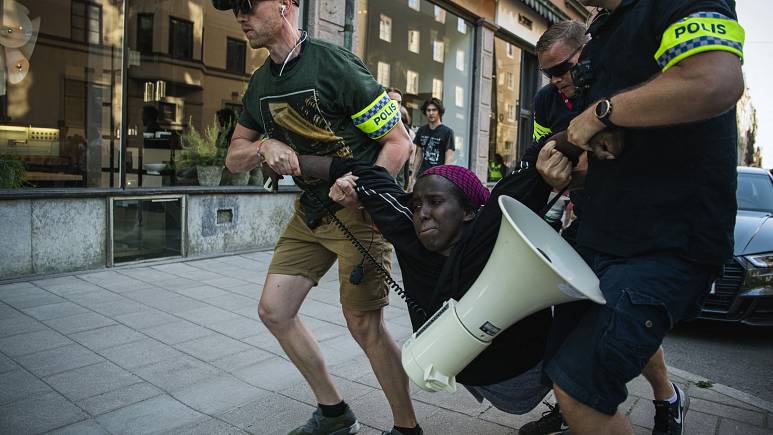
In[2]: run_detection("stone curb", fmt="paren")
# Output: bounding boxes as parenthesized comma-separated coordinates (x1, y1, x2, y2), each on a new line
(668, 366, 773, 413)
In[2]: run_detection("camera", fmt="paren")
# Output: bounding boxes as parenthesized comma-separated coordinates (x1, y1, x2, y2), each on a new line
(570, 59, 594, 97)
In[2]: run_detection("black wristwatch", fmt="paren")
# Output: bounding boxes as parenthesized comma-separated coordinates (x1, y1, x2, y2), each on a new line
(595, 98, 615, 128)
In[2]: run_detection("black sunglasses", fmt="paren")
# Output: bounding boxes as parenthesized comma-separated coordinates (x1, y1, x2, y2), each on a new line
(540, 45, 583, 78)
(231, 0, 254, 16)
(231, 0, 299, 16)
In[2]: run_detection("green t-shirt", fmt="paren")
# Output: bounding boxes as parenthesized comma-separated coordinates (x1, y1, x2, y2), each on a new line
(239, 37, 400, 226)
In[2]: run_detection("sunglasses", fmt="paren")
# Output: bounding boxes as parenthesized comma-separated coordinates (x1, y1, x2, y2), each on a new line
(540, 45, 583, 78)
(231, 0, 253, 16)
(231, 0, 299, 16)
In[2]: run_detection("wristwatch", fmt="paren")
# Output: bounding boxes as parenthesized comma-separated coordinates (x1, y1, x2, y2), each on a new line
(594, 98, 615, 128)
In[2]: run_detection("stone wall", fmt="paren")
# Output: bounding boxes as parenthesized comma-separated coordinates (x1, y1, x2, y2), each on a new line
(0, 192, 296, 280)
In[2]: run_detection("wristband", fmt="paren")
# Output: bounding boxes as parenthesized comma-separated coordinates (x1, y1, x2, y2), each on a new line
(256, 138, 266, 163)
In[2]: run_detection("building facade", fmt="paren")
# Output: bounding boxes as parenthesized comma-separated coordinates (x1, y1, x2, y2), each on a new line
(0, 0, 588, 279)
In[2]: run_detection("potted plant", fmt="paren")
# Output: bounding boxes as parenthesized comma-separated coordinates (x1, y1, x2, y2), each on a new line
(179, 117, 226, 186)
(0, 155, 26, 188)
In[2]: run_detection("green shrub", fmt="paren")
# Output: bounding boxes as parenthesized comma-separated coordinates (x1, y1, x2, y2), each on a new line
(0, 156, 26, 188)
(179, 116, 229, 167)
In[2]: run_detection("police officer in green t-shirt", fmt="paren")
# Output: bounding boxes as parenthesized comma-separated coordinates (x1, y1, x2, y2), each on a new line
(214, 1, 419, 434)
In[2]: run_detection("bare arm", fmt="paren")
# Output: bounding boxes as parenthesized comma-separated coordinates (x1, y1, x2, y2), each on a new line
(374, 120, 412, 176)
(412, 146, 423, 178)
(225, 123, 262, 173)
(445, 148, 455, 165)
(568, 51, 744, 147)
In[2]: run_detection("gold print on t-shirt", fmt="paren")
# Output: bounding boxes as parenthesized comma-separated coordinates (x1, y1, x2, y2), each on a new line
(268, 102, 342, 143)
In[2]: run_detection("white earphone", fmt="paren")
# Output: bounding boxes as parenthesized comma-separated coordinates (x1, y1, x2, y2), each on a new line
(280, 4, 287, 16)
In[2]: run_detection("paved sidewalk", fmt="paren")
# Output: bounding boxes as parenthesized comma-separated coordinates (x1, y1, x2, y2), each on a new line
(1, 250, 771, 434)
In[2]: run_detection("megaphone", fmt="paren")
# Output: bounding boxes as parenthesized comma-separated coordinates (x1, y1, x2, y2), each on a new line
(401, 195, 606, 392)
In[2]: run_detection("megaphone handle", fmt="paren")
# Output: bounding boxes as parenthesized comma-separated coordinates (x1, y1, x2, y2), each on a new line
(538, 185, 568, 217)
(304, 189, 429, 320)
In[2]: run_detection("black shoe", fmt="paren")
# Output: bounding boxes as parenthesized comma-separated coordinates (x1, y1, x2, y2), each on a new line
(518, 401, 569, 435)
(288, 405, 360, 435)
(381, 427, 424, 435)
(652, 383, 690, 435)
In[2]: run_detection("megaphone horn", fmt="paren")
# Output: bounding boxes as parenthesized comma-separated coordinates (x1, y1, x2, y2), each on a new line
(401, 195, 606, 393)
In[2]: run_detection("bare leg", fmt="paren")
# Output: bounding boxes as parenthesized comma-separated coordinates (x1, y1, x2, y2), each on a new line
(642, 347, 676, 401)
(554, 383, 633, 435)
(344, 308, 417, 428)
(258, 273, 342, 405)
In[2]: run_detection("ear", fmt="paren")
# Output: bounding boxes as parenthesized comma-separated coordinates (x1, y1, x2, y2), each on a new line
(462, 208, 476, 222)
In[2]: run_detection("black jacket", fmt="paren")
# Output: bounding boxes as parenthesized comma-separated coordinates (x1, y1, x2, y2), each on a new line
(329, 158, 552, 386)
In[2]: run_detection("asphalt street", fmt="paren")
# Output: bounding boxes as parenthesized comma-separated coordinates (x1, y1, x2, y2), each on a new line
(662, 319, 773, 403)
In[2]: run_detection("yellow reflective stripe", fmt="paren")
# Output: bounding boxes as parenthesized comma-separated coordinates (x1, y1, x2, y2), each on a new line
(533, 120, 552, 141)
(351, 92, 401, 139)
(655, 12, 744, 72)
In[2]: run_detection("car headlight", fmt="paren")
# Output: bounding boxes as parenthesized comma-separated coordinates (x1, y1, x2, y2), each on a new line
(740, 252, 773, 293)
(744, 253, 773, 269)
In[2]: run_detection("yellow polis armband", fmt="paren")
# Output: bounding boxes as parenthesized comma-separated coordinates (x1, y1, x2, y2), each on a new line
(533, 119, 552, 142)
(352, 91, 400, 140)
(655, 12, 744, 72)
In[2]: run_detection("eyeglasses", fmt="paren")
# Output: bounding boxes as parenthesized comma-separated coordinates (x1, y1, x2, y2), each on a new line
(539, 45, 583, 78)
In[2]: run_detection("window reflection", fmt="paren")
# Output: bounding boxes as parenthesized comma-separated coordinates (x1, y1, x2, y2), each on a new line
(0, 0, 122, 188)
(488, 37, 540, 182)
(125, 0, 267, 188)
(355, 0, 473, 167)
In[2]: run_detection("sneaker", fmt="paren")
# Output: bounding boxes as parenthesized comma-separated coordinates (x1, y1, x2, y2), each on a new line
(652, 383, 690, 435)
(381, 427, 424, 435)
(518, 401, 569, 435)
(288, 405, 361, 435)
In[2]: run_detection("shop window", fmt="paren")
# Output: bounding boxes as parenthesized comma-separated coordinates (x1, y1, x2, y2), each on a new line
(432, 78, 443, 100)
(125, 1, 267, 189)
(111, 196, 184, 263)
(406, 70, 419, 95)
(169, 17, 193, 60)
(355, 0, 474, 168)
(455, 86, 464, 108)
(489, 37, 524, 180)
(408, 0, 420, 11)
(226, 38, 247, 74)
(377, 62, 391, 87)
(72, 0, 102, 45)
(137, 13, 153, 53)
(432, 40, 444, 63)
(408, 30, 420, 53)
(379, 15, 392, 42)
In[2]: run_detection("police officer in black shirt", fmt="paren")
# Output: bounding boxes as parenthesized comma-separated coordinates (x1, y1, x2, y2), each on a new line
(541, 1, 745, 434)
(519, 20, 687, 435)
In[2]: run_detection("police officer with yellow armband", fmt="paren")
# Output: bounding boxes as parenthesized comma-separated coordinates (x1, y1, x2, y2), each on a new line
(538, 1, 745, 434)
